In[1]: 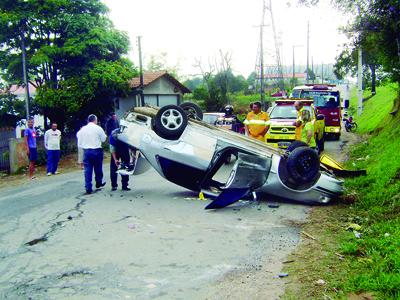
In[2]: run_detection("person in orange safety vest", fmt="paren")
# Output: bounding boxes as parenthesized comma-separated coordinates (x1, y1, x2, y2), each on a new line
(293, 100, 304, 141)
(243, 101, 270, 142)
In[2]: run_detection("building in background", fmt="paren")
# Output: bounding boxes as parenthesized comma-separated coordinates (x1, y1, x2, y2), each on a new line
(115, 71, 191, 118)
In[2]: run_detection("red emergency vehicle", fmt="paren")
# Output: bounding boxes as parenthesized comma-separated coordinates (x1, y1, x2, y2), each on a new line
(291, 84, 342, 140)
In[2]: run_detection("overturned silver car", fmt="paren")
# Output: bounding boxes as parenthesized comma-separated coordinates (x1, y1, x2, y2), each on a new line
(115, 103, 343, 209)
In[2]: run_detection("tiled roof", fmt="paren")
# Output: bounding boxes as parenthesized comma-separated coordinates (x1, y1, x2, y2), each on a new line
(129, 71, 191, 93)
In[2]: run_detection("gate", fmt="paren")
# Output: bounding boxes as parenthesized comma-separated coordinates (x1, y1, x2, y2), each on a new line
(0, 128, 14, 172)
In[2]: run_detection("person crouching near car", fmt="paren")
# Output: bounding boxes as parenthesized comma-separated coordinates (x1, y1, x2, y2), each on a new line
(109, 129, 131, 192)
(244, 101, 270, 141)
(44, 122, 61, 176)
(301, 110, 317, 150)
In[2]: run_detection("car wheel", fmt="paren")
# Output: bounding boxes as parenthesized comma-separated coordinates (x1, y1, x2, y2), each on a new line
(286, 140, 308, 152)
(179, 102, 203, 121)
(286, 146, 320, 184)
(153, 105, 188, 140)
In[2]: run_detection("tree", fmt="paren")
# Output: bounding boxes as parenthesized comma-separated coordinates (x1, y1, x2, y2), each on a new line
(146, 52, 180, 79)
(305, 68, 316, 81)
(0, 87, 25, 127)
(0, 0, 137, 130)
(300, 0, 400, 88)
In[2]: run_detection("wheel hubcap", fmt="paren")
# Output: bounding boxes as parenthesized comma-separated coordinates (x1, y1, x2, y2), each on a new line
(161, 109, 183, 130)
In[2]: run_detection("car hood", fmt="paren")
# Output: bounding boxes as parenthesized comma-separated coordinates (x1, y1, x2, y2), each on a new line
(269, 119, 296, 126)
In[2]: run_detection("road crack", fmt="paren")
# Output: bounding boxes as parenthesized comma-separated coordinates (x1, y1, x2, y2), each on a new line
(24, 195, 87, 247)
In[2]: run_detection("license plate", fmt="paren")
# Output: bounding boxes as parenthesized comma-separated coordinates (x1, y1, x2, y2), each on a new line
(278, 141, 291, 148)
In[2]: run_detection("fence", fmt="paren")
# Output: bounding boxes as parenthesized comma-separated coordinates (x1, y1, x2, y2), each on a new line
(0, 128, 14, 172)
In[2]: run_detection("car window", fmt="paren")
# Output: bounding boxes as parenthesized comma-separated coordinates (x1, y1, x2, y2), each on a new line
(269, 105, 313, 119)
(269, 105, 297, 119)
(203, 115, 218, 124)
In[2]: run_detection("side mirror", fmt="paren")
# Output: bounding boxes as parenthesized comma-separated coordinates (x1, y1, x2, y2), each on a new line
(316, 114, 325, 121)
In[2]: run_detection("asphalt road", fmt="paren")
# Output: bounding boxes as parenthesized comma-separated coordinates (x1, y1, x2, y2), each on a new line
(0, 137, 344, 300)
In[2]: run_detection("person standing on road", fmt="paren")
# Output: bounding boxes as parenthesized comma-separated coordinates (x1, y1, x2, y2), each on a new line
(109, 130, 131, 191)
(77, 114, 107, 194)
(244, 101, 270, 141)
(24, 118, 37, 180)
(105, 112, 119, 136)
(76, 123, 85, 170)
(44, 123, 62, 176)
(300, 110, 316, 150)
(293, 101, 304, 141)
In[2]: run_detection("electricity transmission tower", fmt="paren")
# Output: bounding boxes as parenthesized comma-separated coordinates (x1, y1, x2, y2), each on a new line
(253, 0, 267, 108)
(254, 0, 284, 106)
(265, 0, 284, 90)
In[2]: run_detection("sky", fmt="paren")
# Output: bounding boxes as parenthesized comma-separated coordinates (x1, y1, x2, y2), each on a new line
(102, 0, 351, 78)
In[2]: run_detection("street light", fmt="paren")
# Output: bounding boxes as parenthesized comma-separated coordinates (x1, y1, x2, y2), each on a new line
(292, 45, 303, 88)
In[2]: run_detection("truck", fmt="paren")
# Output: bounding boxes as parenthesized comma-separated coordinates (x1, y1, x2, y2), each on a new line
(291, 84, 342, 140)
(265, 99, 325, 151)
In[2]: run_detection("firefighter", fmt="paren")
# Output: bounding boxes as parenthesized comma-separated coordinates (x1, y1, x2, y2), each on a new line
(293, 100, 304, 141)
(244, 101, 270, 141)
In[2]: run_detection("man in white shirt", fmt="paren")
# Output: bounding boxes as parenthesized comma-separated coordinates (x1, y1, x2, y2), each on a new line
(44, 123, 61, 176)
(77, 114, 107, 194)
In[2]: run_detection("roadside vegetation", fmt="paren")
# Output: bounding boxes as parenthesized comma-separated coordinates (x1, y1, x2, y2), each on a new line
(283, 83, 400, 299)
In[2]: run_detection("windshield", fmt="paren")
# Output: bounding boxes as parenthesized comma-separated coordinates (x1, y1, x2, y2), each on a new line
(269, 105, 312, 119)
(313, 95, 340, 108)
(203, 114, 220, 124)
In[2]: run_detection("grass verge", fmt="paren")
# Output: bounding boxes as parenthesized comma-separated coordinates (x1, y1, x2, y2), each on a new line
(283, 83, 400, 300)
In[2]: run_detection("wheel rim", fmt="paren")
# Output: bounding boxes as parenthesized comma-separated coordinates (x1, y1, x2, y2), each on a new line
(184, 107, 197, 119)
(161, 108, 183, 130)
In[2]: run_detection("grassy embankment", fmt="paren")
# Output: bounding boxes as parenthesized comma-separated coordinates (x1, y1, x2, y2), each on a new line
(283, 83, 400, 299)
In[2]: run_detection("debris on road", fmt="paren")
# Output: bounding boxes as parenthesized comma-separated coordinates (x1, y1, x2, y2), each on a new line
(347, 223, 362, 231)
(301, 231, 317, 241)
(127, 223, 137, 229)
(315, 279, 326, 285)
(268, 202, 280, 208)
(282, 260, 295, 264)
(278, 273, 289, 278)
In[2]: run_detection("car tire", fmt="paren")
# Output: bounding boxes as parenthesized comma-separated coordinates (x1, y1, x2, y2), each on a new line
(179, 102, 203, 121)
(286, 140, 308, 152)
(286, 146, 320, 184)
(153, 105, 188, 140)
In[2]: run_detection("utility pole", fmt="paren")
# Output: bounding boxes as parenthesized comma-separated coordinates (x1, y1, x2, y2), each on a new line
(357, 47, 363, 115)
(21, 26, 30, 119)
(321, 62, 324, 83)
(306, 21, 310, 84)
(292, 45, 303, 88)
(311, 56, 314, 84)
(137, 36, 144, 106)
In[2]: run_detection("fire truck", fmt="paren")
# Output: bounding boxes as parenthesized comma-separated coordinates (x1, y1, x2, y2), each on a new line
(291, 84, 342, 140)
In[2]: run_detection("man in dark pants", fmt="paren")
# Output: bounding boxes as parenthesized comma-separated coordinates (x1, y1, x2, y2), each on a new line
(109, 131, 130, 191)
(105, 112, 119, 136)
(77, 114, 107, 194)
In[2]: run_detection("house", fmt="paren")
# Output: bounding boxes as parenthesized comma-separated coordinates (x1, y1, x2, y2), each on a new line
(115, 71, 191, 117)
